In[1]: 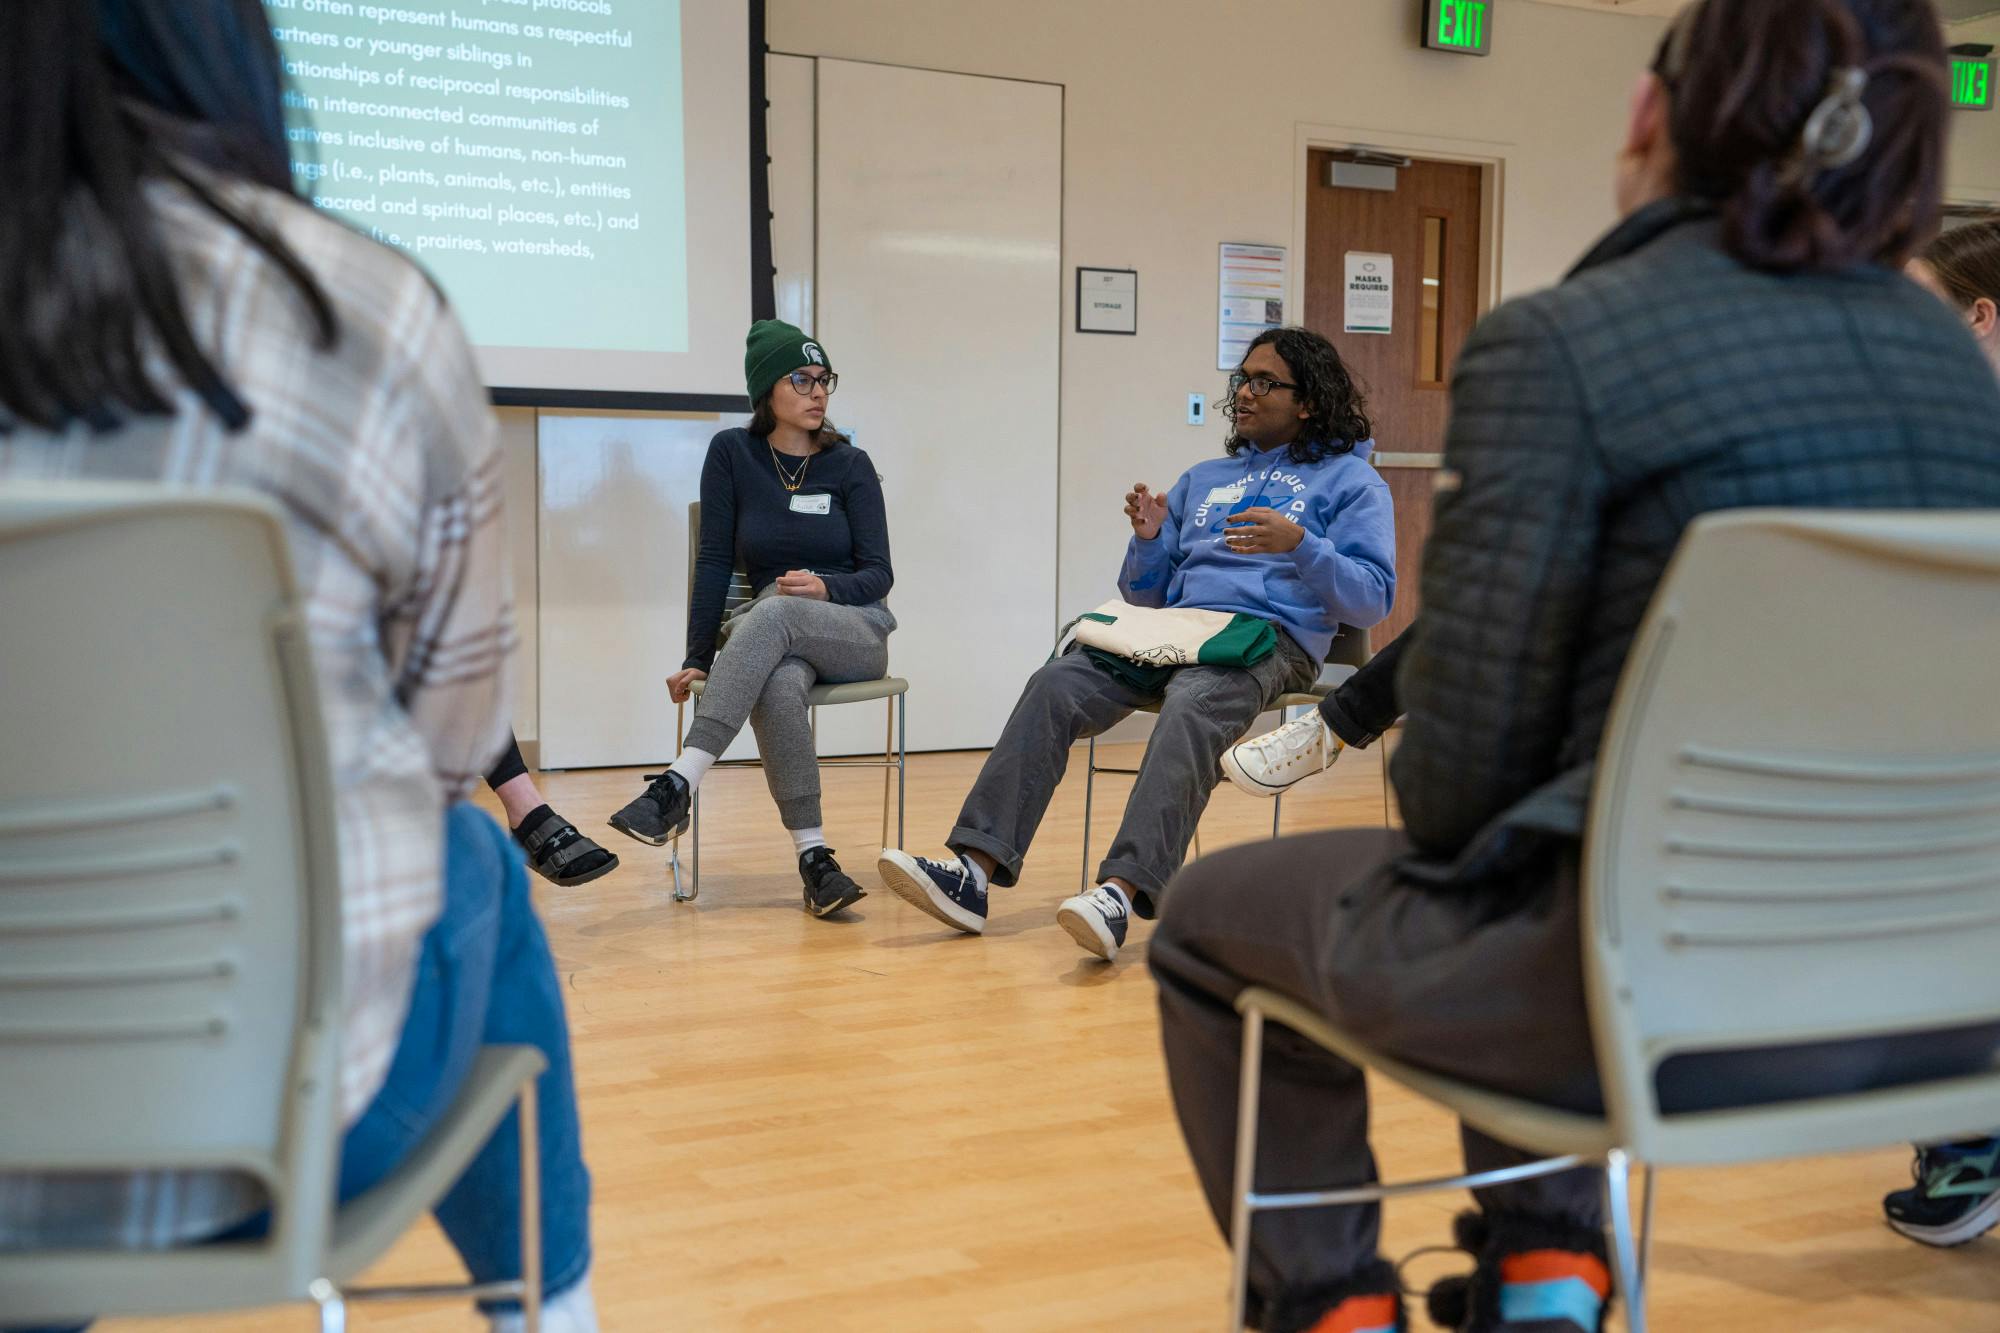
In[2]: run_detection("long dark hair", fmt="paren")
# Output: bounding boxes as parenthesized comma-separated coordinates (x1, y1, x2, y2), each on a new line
(1923, 217, 2000, 312)
(1658, 0, 1949, 273)
(0, 0, 337, 435)
(1220, 327, 1373, 466)
(747, 390, 850, 451)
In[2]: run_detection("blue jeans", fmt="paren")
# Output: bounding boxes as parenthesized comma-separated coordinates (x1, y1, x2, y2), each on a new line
(14, 804, 591, 1332)
(344, 803, 592, 1307)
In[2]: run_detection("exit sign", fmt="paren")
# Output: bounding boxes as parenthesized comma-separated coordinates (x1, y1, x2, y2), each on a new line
(1953, 56, 1994, 111)
(1425, 0, 1493, 56)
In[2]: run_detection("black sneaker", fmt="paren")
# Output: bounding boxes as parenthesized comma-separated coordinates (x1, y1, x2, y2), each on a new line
(800, 846, 866, 917)
(1056, 885, 1130, 962)
(1885, 1137, 2000, 1247)
(876, 848, 988, 934)
(607, 770, 690, 846)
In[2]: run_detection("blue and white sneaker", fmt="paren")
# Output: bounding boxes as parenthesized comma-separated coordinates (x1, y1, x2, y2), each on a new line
(1057, 884, 1130, 962)
(877, 848, 988, 934)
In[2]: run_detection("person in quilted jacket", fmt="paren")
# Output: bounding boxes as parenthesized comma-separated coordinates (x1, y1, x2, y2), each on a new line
(1150, 3, 2000, 1331)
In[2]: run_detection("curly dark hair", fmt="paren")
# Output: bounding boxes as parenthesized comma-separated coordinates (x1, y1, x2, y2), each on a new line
(1219, 327, 1373, 465)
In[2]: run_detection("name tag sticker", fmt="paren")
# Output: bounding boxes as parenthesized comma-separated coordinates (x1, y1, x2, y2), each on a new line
(789, 493, 832, 515)
(1204, 483, 1247, 505)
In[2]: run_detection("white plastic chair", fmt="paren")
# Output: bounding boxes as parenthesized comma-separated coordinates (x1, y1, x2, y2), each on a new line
(666, 501, 907, 901)
(0, 484, 546, 1331)
(1081, 624, 1373, 888)
(1228, 510, 2000, 1333)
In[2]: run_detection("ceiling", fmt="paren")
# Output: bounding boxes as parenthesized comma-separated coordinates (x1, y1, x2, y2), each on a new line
(1524, 0, 2000, 21)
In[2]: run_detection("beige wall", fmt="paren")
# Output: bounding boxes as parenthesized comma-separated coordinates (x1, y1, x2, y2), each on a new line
(767, 0, 1670, 620)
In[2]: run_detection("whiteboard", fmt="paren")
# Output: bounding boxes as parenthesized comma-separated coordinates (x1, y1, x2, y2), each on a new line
(814, 59, 1063, 752)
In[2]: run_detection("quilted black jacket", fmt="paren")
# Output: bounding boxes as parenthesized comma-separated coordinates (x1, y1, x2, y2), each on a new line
(1391, 199, 2000, 889)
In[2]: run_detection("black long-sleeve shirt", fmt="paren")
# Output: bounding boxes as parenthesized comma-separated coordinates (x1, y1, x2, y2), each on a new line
(684, 427, 893, 670)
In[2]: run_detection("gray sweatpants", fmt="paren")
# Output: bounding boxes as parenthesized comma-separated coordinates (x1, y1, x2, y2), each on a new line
(685, 595, 895, 830)
(947, 634, 1316, 913)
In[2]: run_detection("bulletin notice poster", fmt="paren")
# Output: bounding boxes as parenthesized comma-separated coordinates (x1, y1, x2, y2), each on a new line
(1217, 243, 1287, 370)
(1344, 252, 1395, 334)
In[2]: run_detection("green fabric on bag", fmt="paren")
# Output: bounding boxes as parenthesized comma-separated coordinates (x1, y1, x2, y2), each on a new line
(1069, 609, 1277, 695)
(1195, 614, 1277, 667)
(1081, 647, 1177, 695)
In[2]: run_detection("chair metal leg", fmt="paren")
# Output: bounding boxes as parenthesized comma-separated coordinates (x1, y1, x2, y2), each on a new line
(687, 789, 701, 902)
(1271, 705, 1287, 841)
(896, 693, 907, 847)
(1604, 1148, 1647, 1333)
(1081, 734, 1097, 891)
(1228, 1005, 1266, 1333)
(1379, 739, 1393, 830)
(882, 697, 894, 848)
(1639, 1164, 1656, 1285)
(518, 1078, 542, 1333)
(309, 1278, 346, 1333)
(671, 700, 692, 900)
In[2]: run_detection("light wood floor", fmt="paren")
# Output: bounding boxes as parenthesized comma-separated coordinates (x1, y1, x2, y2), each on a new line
(104, 739, 2000, 1331)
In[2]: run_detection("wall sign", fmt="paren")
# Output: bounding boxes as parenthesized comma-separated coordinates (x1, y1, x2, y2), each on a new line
(1076, 267, 1138, 334)
(1217, 243, 1287, 370)
(1952, 56, 1995, 111)
(1344, 252, 1394, 335)
(1424, 0, 1493, 56)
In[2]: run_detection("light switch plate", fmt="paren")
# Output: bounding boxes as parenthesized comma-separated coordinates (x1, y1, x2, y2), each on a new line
(1187, 393, 1206, 426)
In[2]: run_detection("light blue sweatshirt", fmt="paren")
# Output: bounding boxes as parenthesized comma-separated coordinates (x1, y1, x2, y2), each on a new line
(1118, 439, 1396, 663)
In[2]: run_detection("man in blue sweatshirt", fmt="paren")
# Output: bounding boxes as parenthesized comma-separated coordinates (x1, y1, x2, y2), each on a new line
(879, 327, 1396, 962)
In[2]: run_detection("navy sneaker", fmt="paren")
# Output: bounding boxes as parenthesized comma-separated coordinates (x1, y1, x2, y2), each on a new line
(608, 770, 691, 846)
(1885, 1137, 2000, 1247)
(1056, 884, 1130, 962)
(800, 846, 866, 918)
(877, 848, 987, 934)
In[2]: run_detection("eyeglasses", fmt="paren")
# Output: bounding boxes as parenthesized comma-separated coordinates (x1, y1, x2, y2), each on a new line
(786, 370, 838, 397)
(1228, 372, 1299, 399)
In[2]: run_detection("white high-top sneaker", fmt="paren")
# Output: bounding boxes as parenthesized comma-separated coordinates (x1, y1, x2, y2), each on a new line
(1220, 711, 1342, 797)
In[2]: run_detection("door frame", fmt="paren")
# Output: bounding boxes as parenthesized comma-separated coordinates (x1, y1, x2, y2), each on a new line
(1290, 120, 1509, 464)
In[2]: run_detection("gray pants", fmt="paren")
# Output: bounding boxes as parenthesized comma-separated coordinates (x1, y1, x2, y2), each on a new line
(1151, 827, 2000, 1321)
(947, 634, 1315, 913)
(685, 596, 895, 830)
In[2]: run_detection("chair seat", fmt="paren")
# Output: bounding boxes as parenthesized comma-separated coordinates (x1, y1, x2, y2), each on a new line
(327, 1045, 547, 1282)
(682, 675, 908, 707)
(1236, 987, 1618, 1160)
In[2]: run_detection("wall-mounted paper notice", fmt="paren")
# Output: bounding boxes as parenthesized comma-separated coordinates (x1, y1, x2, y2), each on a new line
(1344, 251, 1395, 335)
(1218, 243, 1287, 370)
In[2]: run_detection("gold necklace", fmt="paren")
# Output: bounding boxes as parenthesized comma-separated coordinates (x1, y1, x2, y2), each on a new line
(768, 442, 811, 493)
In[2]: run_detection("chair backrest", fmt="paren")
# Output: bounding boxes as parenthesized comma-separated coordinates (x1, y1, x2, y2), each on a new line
(1323, 624, 1371, 674)
(1585, 509, 2000, 1165)
(0, 484, 342, 1310)
(686, 501, 756, 613)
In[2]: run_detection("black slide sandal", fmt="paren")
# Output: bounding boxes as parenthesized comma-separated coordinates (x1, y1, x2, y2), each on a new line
(514, 805, 620, 888)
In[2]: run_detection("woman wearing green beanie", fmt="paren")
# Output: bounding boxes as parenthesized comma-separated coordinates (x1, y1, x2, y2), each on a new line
(608, 320, 895, 918)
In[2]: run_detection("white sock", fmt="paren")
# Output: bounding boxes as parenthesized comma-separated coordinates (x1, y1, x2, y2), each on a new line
(958, 852, 990, 893)
(667, 747, 717, 791)
(488, 1271, 599, 1333)
(1095, 882, 1132, 913)
(791, 826, 827, 855)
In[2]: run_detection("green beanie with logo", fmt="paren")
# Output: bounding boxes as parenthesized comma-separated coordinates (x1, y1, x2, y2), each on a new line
(744, 319, 832, 404)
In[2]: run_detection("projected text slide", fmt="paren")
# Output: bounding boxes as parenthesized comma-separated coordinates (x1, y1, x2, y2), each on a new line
(274, 0, 688, 356)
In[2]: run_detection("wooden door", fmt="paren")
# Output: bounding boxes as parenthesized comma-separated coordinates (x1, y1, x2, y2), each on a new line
(1304, 151, 1483, 647)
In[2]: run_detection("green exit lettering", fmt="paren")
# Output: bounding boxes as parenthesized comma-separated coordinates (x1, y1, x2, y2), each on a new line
(1438, 0, 1488, 50)
(1953, 58, 1993, 110)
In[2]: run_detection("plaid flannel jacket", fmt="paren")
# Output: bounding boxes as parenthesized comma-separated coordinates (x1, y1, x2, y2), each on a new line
(0, 179, 514, 1248)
